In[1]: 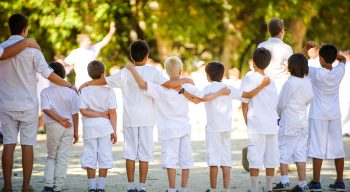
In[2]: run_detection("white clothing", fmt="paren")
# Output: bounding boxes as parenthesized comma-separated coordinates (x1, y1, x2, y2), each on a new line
(81, 135, 113, 169)
(206, 131, 232, 167)
(308, 119, 345, 160)
(0, 35, 53, 111)
(41, 84, 80, 124)
(44, 122, 74, 191)
(80, 86, 117, 140)
(105, 66, 168, 127)
(37, 73, 50, 109)
(308, 57, 321, 68)
(277, 76, 313, 133)
(123, 126, 154, 162)
(247, 134, 280, 169)
(0, 46, 3, 57)
(203, 81, 243, 132)
(241, 72, 279, 135)
(146, 83, 203, 141)
(161, 134, 193, 169)
(64, 45, 102, 87)
(258, 37, 293, 92)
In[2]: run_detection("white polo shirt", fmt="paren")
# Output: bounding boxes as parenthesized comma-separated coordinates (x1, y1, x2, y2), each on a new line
(105, 65, 168, 127)
(0, 35, 53, 111)
(0, 47, 3, 57)
(277, 76, 313, 130)
(146, 83, 203, 141)
(41, 84, 80, 124)
(203, 81, 243, 132)
(308, 63, 346, 120)
(240, 72, 279, 135)
(80, 86, 117, 139)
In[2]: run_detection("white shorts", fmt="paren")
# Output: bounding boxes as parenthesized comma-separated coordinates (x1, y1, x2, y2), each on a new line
(308, 119, 345, 160)
(279, 126, 308, 164)
(247, 134, 279, 169)
(161, 134, 193, 169)
(206, 131, 231, 167)
(123, 126, 153, 162)
(81, 135, 113, 169)
(0, 107, 39, 145)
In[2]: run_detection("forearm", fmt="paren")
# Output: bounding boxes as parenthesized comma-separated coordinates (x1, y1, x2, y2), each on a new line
(202, 91, 224, 101)
(242, 84, 265, 99)
(162, 79, 188, 89)
(242, 103, 248, 125)
(72, 113, 79, 134)
(108, 109, 117, 132)
(86, 78, 107, 86)
(129, 67, 148, 89)
(43, 109, 63, 123)
(80, 109, 106, 118)
(0, 40, 29, 60)
(183, 91, 202, 104)
(47, 73, 72, 87)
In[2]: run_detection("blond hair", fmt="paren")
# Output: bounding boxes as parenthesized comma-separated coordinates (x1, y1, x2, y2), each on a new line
(164, 56, 183, 77)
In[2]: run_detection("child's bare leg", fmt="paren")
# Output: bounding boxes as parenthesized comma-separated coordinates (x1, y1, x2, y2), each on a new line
(126, 159, 135, 182)
(295, 162, 306, 181)
(221, 166, 230, 189)
(334, 158, 344, 182)
(280, 163, 288, 176)
(312, 158, 323, 182)
(249, 168, 259, 192)
(139, 160, 149, 184)
(87, 167, 97, 190)
(210, 166, 218, 189)
(98, 169, 108, 177)
(167, 168, 176, 189)
(181, 169, 189, 188)
(250, 168, 259, 176)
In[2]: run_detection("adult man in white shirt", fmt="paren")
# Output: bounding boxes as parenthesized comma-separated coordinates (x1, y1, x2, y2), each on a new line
(258, 18, 293, 93)
(64, 22, 116, 87)
(0, 14, 75, 192)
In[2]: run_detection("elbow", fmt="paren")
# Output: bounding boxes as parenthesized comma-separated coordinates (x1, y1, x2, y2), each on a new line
(79, 109, 87, 116)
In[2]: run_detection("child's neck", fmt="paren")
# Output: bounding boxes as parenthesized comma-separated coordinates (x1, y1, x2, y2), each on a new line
(255, 69, 265, 75)
(134, 61, 147, 66)
(323, 63, 333, 70)
(170, 76, 180, 80)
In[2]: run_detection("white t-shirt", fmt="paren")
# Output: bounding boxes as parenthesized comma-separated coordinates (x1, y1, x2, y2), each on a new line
(0, 47, 3, 57)
(241, 72, 279, 134)
(0, 35, 53, 111)
(41, 84, 80, 124)
(308, 63, 346, 120)
(277, 76, 313, 133)
(203, 81, 243, 132)
(64, 45, 102, 87)
(105, 65, 168, 127)
(80, 86, 117, 139)
(146, 83, 203, 140)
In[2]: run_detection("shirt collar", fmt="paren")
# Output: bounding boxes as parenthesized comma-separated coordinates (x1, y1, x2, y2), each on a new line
(49, 83, 61, 87)
(211, 81, 222, 85)
(268, 37, 283, 43)
(9, 35, 25, 41)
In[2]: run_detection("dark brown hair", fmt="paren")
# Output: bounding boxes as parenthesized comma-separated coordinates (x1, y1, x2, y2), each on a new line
(9, 14, 28, 35)
(205, 62, 225, 82)
(268, 18, 284, 37)
(319, 44, 337, 64)
(253, 48, 271, 70)
(87, 60, 105, 79)
(130, 40, 149, 62)
(49, 61, 66, 79)
(288, 53, 308, 78)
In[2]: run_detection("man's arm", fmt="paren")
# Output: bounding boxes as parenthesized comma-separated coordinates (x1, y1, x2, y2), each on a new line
(79, 78, 107, 92)
(43, 109, 71, 128)
(241, 77, 270, 98)
(47, 73, 77, 92)
(72, 113, 79, 144)
(242, 102, 248, 125)
(95, 22, 116, 48)
(109, 109, 117, 144)
(80, 109, 109, 119)
(0, 39, 41, 60)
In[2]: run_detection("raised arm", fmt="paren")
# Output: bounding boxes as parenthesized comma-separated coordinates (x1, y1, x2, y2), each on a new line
(109, 109, 117, 144)
(43, 109, 71, 128)
(241, 76, 270, 98)
(302, 41, 316, 58)
(0, 39, 41, 60)
(72, 113, 79, 144)
(80, 109, 110, 119)
(95, 22, 116, 48)
(125, 64, 148, 90)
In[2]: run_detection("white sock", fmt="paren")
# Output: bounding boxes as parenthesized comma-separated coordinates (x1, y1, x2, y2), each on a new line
(250, 176, 259, 192)
(88, 178, 96, 190)
(210, 188, 216, 192)
(127, 182, 136, 190)
(298, 180, 307, 188)
(281, 175, 289, 184)
(224, 188, 230, 192)
(265, 176, 273, 192)
(178, 187, 186, 192)
(98, 177, 107, 189)
(138, 183, 146, 191)
(168, 188, 177, 192)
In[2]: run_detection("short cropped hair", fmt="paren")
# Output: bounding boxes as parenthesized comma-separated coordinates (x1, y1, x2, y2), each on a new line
(268, 18, 284, 37)
(319, 44, 338, 64)
(130, 40, 149, 62)
(49, 61, 66, 79)
(87, 60, 105, 79)
(288, 53, 308, 78)
(205, 62, 225, 82)
(164, 56, 183, 77)
(9, 14, 28, 35)
(253, 48, 271, 70)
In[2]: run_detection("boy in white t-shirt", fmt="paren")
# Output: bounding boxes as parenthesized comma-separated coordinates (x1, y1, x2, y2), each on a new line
(303, 43, 347, 192)
(80, 60, 118, 192)
(41, 62, 80, 192)
(241, 48, 279, 192)
(79, 41, 191, 192)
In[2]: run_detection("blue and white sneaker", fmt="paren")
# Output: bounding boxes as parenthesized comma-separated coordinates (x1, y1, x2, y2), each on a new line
(273, 182, 290, 191)
(307, 181, 322, 191)
(329, 181, 345, 191)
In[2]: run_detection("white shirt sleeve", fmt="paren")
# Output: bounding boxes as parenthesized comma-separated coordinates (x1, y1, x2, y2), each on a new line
(240, 76, 256, 103)
(277, 81, 292, 117)
(64, 50, 76, 65)
(33, 50, 53, 79)
(108, 88, 117, 109)
(0, 47, 3, 57)
(105, 69, 127, 88)
(40, 90, 50, 110)
(182, 83, 204, 98)
(153, 68, 168, 85)
(71, 91, 80, 114)
(91, 44, 102, 57)
(228, 85, 243, 100)
(79, 91, 88, 109)
(145, 82, 161, 99)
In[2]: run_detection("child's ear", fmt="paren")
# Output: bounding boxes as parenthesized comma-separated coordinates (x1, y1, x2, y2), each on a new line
(100, 73, 105, 78)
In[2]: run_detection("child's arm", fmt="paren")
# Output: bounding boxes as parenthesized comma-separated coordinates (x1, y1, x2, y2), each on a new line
(182, 87, 231, 104)
(72, 113, 79, 144)
(43, 109, 71, 128)
(108, 109, 117, 144)
(302, 41, 316, 58)
(241, 76, 270, 98)
(242, 102, 248, 125)
(337, 54, 347, 64)
(80, 109, 110, 119)
(126, 64, 148, 90)
(0, 39, 41, 60)
(79, 78, 107, 92)
(162, 78, 194, 89)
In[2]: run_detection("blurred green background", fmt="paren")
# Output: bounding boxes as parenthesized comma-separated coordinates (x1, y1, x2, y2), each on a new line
(1, 0, 349, 77)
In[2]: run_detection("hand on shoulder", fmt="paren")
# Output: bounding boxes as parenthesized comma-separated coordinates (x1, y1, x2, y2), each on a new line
(336, 54, 347, 64)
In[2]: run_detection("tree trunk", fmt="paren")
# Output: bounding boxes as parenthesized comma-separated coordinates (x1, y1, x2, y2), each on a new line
(288, 18, 307, 51)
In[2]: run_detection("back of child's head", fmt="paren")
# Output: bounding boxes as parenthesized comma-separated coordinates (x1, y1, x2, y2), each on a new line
(87, 60, 105, 79)
(268, 18, 284, 37)
(288, 53, 308, 78)
(130, 40, 149, 62)
(164, 56, 183, 77)
(319, 44, 337, 64)
(49, 61, 66, 79)
(253, 48, 271, 70)
(205, 62, 224, 82)
(9, 13, 28, 35)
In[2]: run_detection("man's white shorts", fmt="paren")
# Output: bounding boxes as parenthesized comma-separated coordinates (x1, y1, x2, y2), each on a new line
(279, 126, 308, 164)
(0, 107, 39, 145)
(308, 119, 345, 160)
(123, 126, 153, 162)
(81, 135, 113, 169)
(247, 134, 279, 169)
(206, 131, 231, 167)
(161, 134, 193, 169)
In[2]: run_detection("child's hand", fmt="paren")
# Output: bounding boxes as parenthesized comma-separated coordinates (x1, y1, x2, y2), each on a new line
(102, 111, 110, 119)
(262, 76, 270, 87)
(125, 63, 135, 71)
(219, 87, 231, 96)
(73, 133, 79, 144)
(184, 78, 194, 85)
(58, 118, 71, 128)
(303, 41, 316, 51)
(78, 82, 89, 92)
(69, 85, 78, 94)
(336, 54, 347, 63)
(25, 38, 41, 50)
(111, 132, 117, 144)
